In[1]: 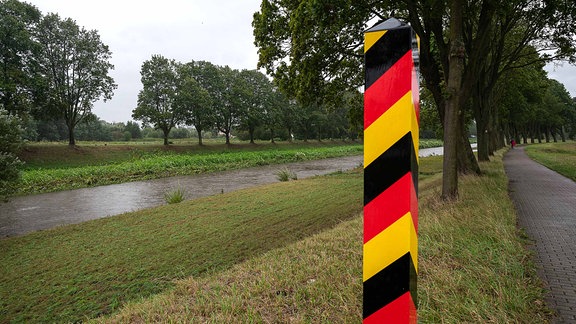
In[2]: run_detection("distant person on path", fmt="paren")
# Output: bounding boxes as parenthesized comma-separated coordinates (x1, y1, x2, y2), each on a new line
(510, 139, 516, 149)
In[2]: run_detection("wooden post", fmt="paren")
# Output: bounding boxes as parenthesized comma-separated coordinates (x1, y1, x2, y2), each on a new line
(363, 17, 420, 323)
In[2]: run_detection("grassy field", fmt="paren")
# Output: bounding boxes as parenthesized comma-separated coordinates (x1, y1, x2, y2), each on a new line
(1, 147, 551, 323)
(0, 170, 363, 323)
(524, 141, 576, 181)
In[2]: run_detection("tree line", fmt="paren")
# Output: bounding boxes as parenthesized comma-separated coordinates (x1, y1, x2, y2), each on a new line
(252, 0, 576, 199)
(1, 0, 116, 199)
(131, 55, 360, 145)
(0, 0, 116, 146)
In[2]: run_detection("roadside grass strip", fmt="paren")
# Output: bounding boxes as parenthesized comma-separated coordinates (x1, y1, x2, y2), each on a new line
(524, 141, 576, 181)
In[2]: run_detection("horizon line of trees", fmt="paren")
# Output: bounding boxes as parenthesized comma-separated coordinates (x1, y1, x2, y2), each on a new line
(131, 55, 362, 145)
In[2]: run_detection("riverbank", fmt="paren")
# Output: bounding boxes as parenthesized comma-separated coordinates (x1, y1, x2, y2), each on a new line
(16, 139, 446, 196)
(16, 141, 363, 196)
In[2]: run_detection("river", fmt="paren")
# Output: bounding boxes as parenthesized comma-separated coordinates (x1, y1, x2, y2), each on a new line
(0, 147, 449, 238)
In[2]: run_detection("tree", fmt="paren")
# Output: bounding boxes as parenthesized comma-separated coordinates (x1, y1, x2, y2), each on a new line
(124, 121, 142, 139)
(263, 89, 288, 143)
(216, 66, 247, 144)
(177, 62, 213, 145)
(253, 0, 576, 199)
(0, 107, 23, 201)
(132, 55, 184, 145)
(0, 0, 41, 117)
(238, 69, 274, 143)
(277, 97, 299, 142)
(36, 13, 116, 146)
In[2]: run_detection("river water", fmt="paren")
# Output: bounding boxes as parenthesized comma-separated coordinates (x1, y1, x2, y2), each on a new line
(0, 147, 448, 238)
(0, 156, 364, 237)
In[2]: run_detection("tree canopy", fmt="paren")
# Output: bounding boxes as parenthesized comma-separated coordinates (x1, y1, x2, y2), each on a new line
(132, 55, 183, 146)
(36, 13, 116, 146)
(253, 0, 576, 199)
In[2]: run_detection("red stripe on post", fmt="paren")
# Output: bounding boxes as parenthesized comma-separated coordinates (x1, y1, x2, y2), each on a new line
(364, 173, 418, 244)
(364, 292, 417, 324)
(364, 51, 413, 129)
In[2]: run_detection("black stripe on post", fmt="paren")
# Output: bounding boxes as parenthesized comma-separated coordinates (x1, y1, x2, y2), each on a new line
(364, 132, 418, 206)
(365, 27, 412, 89)
(363, 252, 418, 319)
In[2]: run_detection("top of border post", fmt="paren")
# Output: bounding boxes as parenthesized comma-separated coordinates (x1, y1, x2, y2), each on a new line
(366, 17, 408, 33)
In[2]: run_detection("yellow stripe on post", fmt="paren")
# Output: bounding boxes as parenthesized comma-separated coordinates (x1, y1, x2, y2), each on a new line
(363, 212, 418, 281)
(364, 92, 420, 167)
(364, 30, 387, 53)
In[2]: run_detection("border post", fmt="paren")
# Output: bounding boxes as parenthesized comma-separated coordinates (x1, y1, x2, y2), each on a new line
(363, 18, 420, 323)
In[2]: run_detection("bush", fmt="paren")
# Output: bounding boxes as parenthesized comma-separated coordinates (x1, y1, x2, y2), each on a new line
(0, 108, 24, 201)
(275, 168, 297, 182)
(164, 186, 186, 204)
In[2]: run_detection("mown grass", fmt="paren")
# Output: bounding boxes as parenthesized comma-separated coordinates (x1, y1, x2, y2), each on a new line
(524, 141, 576, 181)
(16, 141, 362, 195)
(1, 151, 550, 323)
(0, 170, 362, 323)
(92, 150, 549, 323)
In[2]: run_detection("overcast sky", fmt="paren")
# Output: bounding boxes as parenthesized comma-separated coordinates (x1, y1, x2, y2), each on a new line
(26, 0, 263, 123)
(25, 1, 576, 123)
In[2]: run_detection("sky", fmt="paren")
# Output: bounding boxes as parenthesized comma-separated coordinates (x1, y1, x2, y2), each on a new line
(24, 1, 576, 123)
(26, 0, 263, 123)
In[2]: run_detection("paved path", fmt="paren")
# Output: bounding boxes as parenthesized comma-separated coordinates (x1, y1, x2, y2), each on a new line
(504, 146, 576, 323)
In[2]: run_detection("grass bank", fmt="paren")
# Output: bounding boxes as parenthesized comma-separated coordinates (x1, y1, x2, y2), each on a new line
(95, 150, 549, 323)
(0, 170, 362, 323)
(16, 141, 362, 195)
(0, 151, 549, 322)
(524, 141, 576, 181)
(16, 139, 444, 196)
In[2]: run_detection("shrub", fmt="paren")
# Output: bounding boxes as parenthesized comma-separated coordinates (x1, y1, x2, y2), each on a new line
(164, 186, 186, 204)
(275, 168, 297, 182)
(0, 108, 24, 201)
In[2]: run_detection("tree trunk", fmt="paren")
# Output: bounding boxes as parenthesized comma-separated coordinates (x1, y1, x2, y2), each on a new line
(163, 130, 169, 145)
(442, 0, 465, 201)
(249, 125, 255, 144)
(457, 132, 481, 175)
(68, 124, 76, 146)
(560, 126, 566, 142)
(195, 126, 203, 146)
(270, 128, 275, 143)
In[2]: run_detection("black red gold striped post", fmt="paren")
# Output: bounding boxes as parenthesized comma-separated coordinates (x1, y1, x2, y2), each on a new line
(363, 18, 420, 323)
